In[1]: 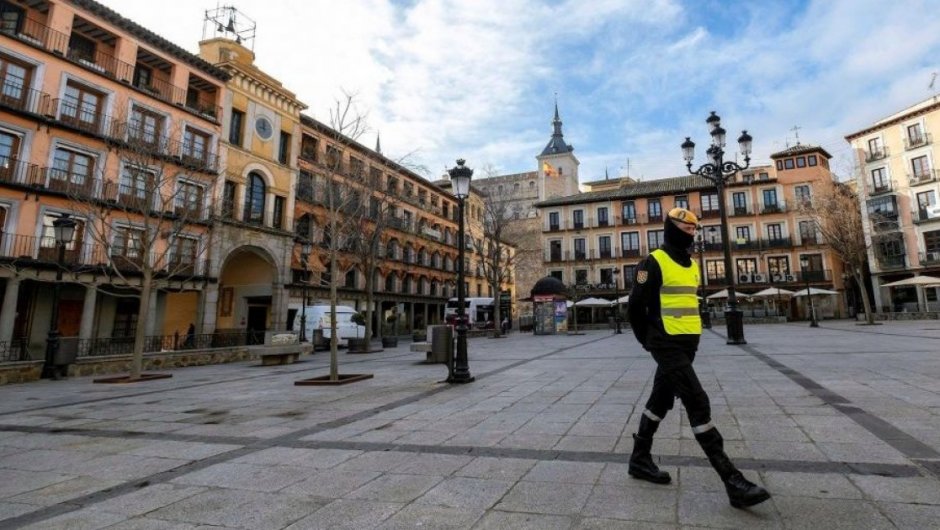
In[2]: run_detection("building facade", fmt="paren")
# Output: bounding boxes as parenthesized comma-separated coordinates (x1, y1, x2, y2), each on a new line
(0, 0, 227, 359)
(845, 96, 940, 312)
(197, 36, 305, 340)
(472, 102, 579, 310)
(535, 144, 849, 319)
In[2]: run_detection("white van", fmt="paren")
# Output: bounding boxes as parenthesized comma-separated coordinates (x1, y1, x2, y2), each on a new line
(291, 305, 365, 349)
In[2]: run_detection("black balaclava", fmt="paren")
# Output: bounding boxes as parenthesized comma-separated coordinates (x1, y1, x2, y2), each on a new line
(664, 217, 695, 251)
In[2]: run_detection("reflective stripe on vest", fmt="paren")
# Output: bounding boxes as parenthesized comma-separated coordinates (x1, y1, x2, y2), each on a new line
(651, 249, 702, 335)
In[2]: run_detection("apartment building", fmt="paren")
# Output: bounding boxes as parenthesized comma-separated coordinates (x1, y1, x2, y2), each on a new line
(294, 117, 483, 335)
(535, 144, 848, 319)
(0, 0, 227, 360)
(846, 96, 940, 312)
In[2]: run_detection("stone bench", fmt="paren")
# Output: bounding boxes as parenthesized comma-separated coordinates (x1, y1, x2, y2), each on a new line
(260, 350, 300, 366)
(410, 342, 432, 353)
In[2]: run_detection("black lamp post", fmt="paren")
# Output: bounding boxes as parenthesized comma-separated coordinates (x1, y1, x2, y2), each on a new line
(42, 213, 77, 379)
(800, 256, 819, 327)
(682, 112, 752, 345)
(447, 159, 474, 384)
(696, 228, 712, 329)
(611, 268, 623, 334)
(300, 241, 312, 342)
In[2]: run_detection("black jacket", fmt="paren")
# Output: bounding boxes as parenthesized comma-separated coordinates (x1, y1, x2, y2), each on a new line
(627, 242, 701, 352)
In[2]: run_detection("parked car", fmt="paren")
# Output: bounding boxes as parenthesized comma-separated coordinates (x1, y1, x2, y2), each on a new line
(290, 305, 365, 349)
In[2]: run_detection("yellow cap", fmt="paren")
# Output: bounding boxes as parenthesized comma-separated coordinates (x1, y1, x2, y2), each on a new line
(667, 207, 699, 226)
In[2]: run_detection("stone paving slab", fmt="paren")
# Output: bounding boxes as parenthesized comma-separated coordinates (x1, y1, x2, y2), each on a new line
(0, 322, 939, 528)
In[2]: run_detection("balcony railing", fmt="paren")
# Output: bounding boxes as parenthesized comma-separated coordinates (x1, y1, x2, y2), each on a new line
(66, 44, 134, 84)
(0, 86, 52, 116)
(760, 201, 787, 215)
(647, 213, 664, 223)
(0, 16, 69, 56)
(920, 252, 940, 266)
(732, 239, 759, 251)
(865, 148, 888, 163)
(904, 133, 931, 150)
(546, 250, 563, 262)
(799, 234, 821, 246)
(572, 220, 585, 230)
(597, 217, 610, 227)
(548, 223, 562, 232)
(872, 217, 901, 232)
(0, 157, 41, 187)
(620, 215, 639, 226)
(622, 247, 643, 258)
(698, 209, 721, 220)
(703, 241, 725, 251)
(868, 179, 895, 195)
(730, 205, 753, 217)
(765, 237, 792, 248)
(908, 169, 939, 186)
(912, 209, 940, 224)
(877, 255, 907, 270)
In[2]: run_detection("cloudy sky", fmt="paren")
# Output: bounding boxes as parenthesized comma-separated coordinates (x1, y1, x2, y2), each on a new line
(101, 0, 940, 183)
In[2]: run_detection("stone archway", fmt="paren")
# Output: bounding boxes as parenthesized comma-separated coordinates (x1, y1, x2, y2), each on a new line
(215, 245, 280, 344)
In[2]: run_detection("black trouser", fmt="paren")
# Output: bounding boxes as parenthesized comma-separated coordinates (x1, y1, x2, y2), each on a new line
(643, 346, 712, 430)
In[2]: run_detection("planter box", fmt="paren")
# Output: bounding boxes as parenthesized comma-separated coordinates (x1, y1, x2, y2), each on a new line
(381, 336, 399, 348)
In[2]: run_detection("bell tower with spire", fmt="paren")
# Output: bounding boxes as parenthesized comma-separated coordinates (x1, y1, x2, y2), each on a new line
(536, 98, 580, 200)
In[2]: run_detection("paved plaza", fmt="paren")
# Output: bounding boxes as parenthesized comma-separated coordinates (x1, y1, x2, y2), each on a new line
(0, 321, 939, 529)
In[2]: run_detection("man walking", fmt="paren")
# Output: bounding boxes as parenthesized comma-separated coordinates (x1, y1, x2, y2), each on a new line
(626, 207, 770, 508)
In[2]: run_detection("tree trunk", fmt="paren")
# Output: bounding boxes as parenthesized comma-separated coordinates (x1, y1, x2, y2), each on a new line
(491, 277, 502, 338)
(130, 271, 153, 379)
(364, 260, 375, 343)
(855, 270, 875, 325)
(329, 252, 339, 381)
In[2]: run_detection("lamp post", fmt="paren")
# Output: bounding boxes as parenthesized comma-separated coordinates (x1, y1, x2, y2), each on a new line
(696, 228, 712, 329)
(801, 256, 819, 327)
(299, 241, 312, 342)
(611, 268, 622, 334)
(42, 213, 77, 379)
(447, 159, 474, 384)
(682, 112, 752, 345)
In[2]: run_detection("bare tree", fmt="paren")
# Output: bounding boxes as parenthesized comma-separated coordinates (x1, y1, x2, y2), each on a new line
(305, 91, 373, 380)
(471, 190, 517, 337)
(64, 118, 215, 379)
(798, 181, 879, 324)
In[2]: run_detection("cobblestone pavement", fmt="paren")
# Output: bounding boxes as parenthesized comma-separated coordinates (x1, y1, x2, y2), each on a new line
(1, 320, 939, 529)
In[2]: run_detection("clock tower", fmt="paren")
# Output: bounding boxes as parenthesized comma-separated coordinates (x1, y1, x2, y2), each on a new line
(198, 13, 308, 336)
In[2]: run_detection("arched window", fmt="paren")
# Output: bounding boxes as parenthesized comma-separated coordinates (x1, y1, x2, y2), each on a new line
(529, 180, 535, 188)
(385, 273, 396, 292)
(245, 172, 266, 225)
(431, 280, 439, 296)
(513, 182, 520, 192)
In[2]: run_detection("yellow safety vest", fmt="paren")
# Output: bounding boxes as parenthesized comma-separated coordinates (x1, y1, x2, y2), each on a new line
(651, 249, 702, 335)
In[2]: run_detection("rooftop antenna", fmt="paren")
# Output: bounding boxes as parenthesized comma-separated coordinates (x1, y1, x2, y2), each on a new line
(605, 166, 609, 180)
(203, 5, 257, 51)
(790, 125, 802, 146)
(930, 72, 938, 90)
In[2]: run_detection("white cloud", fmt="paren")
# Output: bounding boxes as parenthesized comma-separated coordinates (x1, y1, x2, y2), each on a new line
(98, 0, 940, 185)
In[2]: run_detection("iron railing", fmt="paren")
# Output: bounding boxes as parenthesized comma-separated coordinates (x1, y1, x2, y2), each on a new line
(77, 330, 251, 357)
(865, 148, 888, 163)
(904, 133, 931, 151)
(0, 86, 52, 115)
(0, 340, 28, 363)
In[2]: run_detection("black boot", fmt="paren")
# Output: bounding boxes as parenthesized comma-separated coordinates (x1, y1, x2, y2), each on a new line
(695, 428, 770, 508)
(628, 415, 671, 484)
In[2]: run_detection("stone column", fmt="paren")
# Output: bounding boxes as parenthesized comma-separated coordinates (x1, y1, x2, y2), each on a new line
(78, 286, 97, 340)
(407, 302, 415, 333)
(271, 283, 286, 331)
(916, 284, 927, 313)
(872, 277, 885, 313)
(422, 304, 429, 331)
(201, 283, 219, 335)
(0, 278, 20, 343)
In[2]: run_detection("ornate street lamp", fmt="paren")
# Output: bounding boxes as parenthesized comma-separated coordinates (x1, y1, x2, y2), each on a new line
(682, 112, 752, 344)
(447, 159, 474, 383)
(611, 268, 622, 334)
(42, 213, 77, 379)
(300, 241, 312, 342)
(800, 256, 819, 327)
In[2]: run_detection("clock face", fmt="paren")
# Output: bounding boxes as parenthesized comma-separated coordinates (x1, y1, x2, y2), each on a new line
(255, 117, 273, 140)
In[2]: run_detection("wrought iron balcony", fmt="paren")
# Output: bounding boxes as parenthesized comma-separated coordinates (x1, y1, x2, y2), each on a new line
(908, 169, 939, 186)
(867, 179, 895, 195)
(865, 148, 888, 163)
(761, 201, 787, 215)
(904, 133, 931, 151)
(920, 252, 940, 266)
(877, 254, 906, 270)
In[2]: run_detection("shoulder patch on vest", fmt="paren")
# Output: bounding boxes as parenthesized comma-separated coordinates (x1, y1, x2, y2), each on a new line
(636, 270, 648, 284)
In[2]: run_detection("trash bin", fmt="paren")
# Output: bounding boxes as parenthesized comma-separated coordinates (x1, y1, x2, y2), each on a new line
(428, 325, 453, 364)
